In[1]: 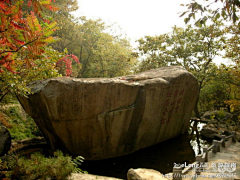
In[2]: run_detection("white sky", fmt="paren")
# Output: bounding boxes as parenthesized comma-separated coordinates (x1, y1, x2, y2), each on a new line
(72, 0, 192, 44)
(72, 0, 232, 65)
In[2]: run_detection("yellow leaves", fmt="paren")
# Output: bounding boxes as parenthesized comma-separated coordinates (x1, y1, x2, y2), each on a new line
(34, 41, 47, 46)
(43, 21, 58, 37)
(26, 15, 35, 32)
(225, 99, 240, 112)
(43, 36, 54, 43)
(26, 13, 41, 32)
(24, 58, 34, 68)
(39, 0, 51, 5)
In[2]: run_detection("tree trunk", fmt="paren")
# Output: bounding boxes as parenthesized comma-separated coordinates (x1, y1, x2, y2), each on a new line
(194, 80, 203, 118)
(194, 98, 200, 118)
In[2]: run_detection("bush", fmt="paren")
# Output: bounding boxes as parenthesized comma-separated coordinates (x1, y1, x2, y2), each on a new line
(1, 104, 42, 140)
(217, 109, 227, 119)
(3, 151, 85, 180)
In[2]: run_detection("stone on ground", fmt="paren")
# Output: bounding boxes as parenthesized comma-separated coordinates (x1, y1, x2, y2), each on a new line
(127, 168, 168, 180)
(69, 173, 123, 180)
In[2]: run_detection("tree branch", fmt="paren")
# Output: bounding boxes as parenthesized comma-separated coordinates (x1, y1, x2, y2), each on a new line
(0, 29, 8, 33)
(0, 90, 10, 102)
(0, 38, 38, 55)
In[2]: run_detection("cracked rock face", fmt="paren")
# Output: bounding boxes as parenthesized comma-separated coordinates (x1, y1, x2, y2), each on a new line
(18, 66, 199, 160)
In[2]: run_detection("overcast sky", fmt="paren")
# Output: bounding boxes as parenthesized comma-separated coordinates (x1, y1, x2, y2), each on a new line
(72, 0, 192, 44)
(71, 0, 232, 64)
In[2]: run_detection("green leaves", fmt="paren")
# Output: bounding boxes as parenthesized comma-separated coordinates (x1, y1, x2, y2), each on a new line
(7, 151, 84, 179)
(51, 16, 136, 78)
(181, 0, 240, 25)
(0, 0, 61, 102)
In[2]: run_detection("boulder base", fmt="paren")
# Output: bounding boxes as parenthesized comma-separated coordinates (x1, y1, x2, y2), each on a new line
(0, 123, 11, 156)
(18, 66, 199, 160)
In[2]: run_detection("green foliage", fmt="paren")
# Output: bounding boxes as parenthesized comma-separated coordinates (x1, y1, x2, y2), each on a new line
(71, 155, 86, 174)
(0, 0, 59, 100)
(137, 23, 224, 74)
(181, 0, 240, 25)
(199, 78, 230, 112)
(136, 23, 226, 116)
(210, 114, 215, 120)
(217, 109, 227, 119)
(0, 93, 17, 104)
(3, 151, 85, 180)
(0, 47, 61, 102)
(1, 103, 41, 140)
(51, 16, 137, 78)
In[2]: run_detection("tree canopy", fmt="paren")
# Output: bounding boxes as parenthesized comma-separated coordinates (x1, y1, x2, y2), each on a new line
(136, 20, 240, 116)
(51, 16, 136, 78)
(0, 0, 61, 101)
(0, 0, 137, 102)
(181, 0, 240, 25)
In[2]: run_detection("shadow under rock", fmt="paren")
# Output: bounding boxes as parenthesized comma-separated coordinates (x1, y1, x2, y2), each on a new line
(81, 133, 195, 179)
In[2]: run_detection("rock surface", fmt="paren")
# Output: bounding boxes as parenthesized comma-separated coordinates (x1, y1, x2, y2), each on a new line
(201, 110, 233, 121)
(127, 168, 168, 180)
(18, 66, 199, 160)
(69, 173, 123, 180)
(9, 137, 50, 156)
(200, 110, 240, 141)
(0, 122, 11, 156)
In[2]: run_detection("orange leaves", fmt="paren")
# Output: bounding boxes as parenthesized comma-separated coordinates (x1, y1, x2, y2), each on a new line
(42, 4, 59, 12)
(28, 0, 33, 7)
(0, 53, 17, 73)
(26, 12, 41, 33)
(0, 2, 8, 9)
(13, 39, 25, 45)
(40, 0, 58, 10)
(10, 20, 25, 30)
(31, 0, 58, 18)
(0, 0, 57, 74)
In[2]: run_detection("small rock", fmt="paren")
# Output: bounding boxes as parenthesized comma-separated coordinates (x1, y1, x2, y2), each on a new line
(201, 110, 233, 121)
(236, 132, 240, 142)
(200, 126, 221, 140)
(127, 169, 143, 180)
(69, 173, 122, 180)
(127, 168, 168, 180)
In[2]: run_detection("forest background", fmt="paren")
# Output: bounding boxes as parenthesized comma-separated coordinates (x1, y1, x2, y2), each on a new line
(0, 0, 239, 147)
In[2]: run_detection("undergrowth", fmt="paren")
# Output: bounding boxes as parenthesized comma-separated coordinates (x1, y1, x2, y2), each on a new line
(0, 104, 42, 140)
(1, 151, 86, 180)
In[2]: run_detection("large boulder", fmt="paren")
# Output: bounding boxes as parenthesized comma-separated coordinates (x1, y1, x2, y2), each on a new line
(18, 66, 199, 160)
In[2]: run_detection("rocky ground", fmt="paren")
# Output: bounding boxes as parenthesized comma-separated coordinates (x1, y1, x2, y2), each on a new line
(199, 110, 240, 142)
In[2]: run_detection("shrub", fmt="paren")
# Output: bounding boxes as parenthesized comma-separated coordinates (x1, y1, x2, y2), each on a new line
(3, 151, 85, 180)
(217, 109, 226, 119)
(1, 104, 42, 140)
